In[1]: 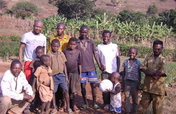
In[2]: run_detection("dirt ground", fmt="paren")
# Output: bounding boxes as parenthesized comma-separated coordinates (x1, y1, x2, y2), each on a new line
(0, 61, 176, 114)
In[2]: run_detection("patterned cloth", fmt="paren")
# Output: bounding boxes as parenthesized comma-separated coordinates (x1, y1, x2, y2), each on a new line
(110, 82, 121, 113)
(49, 34, 71, 51)
(122, 59, 141, 81)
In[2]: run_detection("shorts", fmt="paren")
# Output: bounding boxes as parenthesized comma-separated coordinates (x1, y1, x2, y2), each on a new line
(110, 105, 121, 113)
(68, 73, 81, 93)
(53, 73, 68, 93)
(24, 61, 32, 82)
(80, 71, 98, 83)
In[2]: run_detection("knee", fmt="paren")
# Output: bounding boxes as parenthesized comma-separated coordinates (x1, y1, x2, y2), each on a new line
(63, 89, 69, 95)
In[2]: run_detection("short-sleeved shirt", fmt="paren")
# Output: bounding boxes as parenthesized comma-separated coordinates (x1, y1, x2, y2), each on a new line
(122, 59, 141, 82)
(21, 31, 46, 61)
(63, 49, 81, 74)
(77, 38, 97, 72)
(34, 65, 54, 90)
(49, 34, 71, 51)
(98, 42, 120, 73)
(47, 51, 67, 75)
(140, 54, 167, 95)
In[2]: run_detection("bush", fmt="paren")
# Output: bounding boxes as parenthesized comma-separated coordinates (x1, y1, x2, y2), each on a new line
(12, 1, 38, 19)
(146, 4, 158, 16)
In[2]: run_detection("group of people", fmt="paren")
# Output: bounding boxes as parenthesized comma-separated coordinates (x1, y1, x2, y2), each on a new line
(0, 20, 167, 114)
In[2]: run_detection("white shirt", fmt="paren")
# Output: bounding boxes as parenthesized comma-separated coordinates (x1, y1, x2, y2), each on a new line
(21, 31, 46, 61)
(0, 70, 33, 100)
(97, 42, 120, 73)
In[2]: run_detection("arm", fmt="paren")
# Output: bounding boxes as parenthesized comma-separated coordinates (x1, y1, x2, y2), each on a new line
(138, 69, 141, 90)
(122, 68, 125, 89)
(116, 46, 121, 72)
(18, 42, 26, 63)
(111, 84, 121, 95)
(94, 51, 101, 69)
(32, 77, 37, 93)
(64, 63, 69, 83)
(79, 64, 82, 80)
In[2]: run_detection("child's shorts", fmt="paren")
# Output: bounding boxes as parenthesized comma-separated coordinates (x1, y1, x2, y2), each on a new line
(110, 105, 121, 113)
(68, 73, 81, 93)
(53, 73, 68, 93)
(80, 71, 98, 83)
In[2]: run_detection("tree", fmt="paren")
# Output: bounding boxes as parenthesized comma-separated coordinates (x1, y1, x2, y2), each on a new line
(50, 0, 96, 19)
(12, 1, 38, 19)
(146, 4, 158, 16)
(0, 0, 7, 14)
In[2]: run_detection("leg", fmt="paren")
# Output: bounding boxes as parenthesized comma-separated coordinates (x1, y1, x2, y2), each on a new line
(152, 94, 164, 114)
(0, 96, 11, 114)
(63, 89, 71, 110)
(81, 83, 88, 105)
(45, 101, 51, 114)
(125, 85, 131, 113)
(41, 102, 47, 114)
(52, 93, 57, 109)
(130, 82, 138, 113)
(90, 83, 97, 106)
(137, 92, 152, 114)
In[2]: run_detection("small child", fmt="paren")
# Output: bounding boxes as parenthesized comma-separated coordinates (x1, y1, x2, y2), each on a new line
(109, 72, 122, 114)
(122, 47, 141, 114)
(47, 39, 72, 113)
(63, 37, 81, 112)
(33, 55, 54, 114)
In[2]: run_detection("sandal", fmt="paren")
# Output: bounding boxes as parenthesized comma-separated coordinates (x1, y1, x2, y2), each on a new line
(93, 104, 100, 109)
(73, 106, 80, 112)
(50, 108, 57, 114)
(80, 104, 87, 110)
(58, 107, 64, 112)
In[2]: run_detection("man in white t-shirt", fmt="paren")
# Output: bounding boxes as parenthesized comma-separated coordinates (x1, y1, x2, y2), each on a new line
(18, 20, 46, 83)
(97, 30, 120, 110)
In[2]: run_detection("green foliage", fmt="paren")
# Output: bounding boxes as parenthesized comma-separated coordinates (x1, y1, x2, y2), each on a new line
(165, 63, 176, 86)
(12, 1, 38, 19)
(55, 0, 95, 19)
(146, 4, 158, 16)
(0, 0, 7, 14)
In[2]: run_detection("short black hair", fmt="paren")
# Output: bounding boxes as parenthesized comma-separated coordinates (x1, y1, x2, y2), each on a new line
(102, 30, 111, 36)
(10, 60, 21, 68)
(51, 39, 60, 45)
(80, 25, 89, 31)
(68, 37, 78, 43)
(153, 40, 163, 47)
(40, 54, 50, 63)
(129, 47, 138, 54)
(33, 60, 42, 70)
(36, 46, 44, 52)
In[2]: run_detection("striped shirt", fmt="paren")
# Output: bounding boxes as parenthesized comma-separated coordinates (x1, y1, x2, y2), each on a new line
(122, 59, 141, 81)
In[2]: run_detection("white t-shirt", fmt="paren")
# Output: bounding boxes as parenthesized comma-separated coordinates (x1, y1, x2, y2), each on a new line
(97, 42, 120, 73)
(21, 31, 46, 61)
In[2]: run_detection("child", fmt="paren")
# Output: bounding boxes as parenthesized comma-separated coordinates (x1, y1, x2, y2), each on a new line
(137, 40, 167, 114)
(97, 30, 120, 110)
(63, 37, 81, 112)
(47, 39, 72, 113)
(77, 25, 101, 109)
(33, 55, 54, 114)
(109, 72, 122, 114)
(122, 47, 141, 114)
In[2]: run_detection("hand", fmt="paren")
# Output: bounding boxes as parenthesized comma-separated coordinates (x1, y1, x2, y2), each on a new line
(79, 75, 82, 81)
(66, 78, 69, 84)
(105, 89, 112, 93)
(48, 73, 53, 76)
(24, 94, 33, 102)
(100, 64, 106, 71)
(153, 75, 160, 80)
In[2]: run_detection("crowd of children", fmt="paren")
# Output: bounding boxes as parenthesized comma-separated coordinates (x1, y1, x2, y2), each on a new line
(0, 20, 167, 114)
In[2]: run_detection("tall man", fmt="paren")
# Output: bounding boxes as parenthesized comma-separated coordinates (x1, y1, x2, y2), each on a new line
(18, 20, 46, 83)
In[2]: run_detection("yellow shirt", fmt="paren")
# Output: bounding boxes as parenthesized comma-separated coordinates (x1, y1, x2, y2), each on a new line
(140, 54, 167, 95)
(49, 34, 71, 51)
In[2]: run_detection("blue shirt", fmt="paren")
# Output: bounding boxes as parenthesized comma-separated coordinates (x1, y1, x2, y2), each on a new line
(122, 59, 141, 81)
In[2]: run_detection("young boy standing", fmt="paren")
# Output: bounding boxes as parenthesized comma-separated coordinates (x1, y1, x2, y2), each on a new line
(63, 37, 81, 112)
(77, 25, 101, 109)
(137, 40, 167, 114)
(97, 30, 120, 110)
(47, 39, 72, 113)
(122, 47, 141, 114)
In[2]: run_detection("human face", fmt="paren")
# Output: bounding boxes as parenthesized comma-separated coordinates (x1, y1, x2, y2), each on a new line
(80, 28, 88, 39)
(129, 49, 137, 60)
(102, 33, 111, 44)
(69, 41, 77, 50)
(33, 22, 43, 35)
(51, 42, 60, 52)
(10, 63, 22, 77)
(56, 25, 65, 36)
(153, 44, 163, 57)
(44, 58, 50, 66)
(36, 49, 44, 58)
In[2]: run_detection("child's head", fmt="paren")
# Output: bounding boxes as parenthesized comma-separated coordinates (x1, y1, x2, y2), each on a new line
(56, 23, 66, 36)
(128, 47, 137, 60)
(153, 40, 163, 57)
(40, 54, 50, 66)
(110, 72, 120, 84)
(35, 46, 44, 58)
(51, 39, 60, 52)
(10, 60, 22, 77)
(79, 25, 89, 39)
(102, 30, 111, 44)
(68, 37, 78, 50)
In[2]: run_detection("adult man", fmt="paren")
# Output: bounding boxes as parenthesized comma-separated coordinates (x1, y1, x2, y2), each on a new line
(137, 40, 167, 114)
(18, 20, 46, 82)
(0, 60, 33, 114)
(49, 23, 71, 51)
